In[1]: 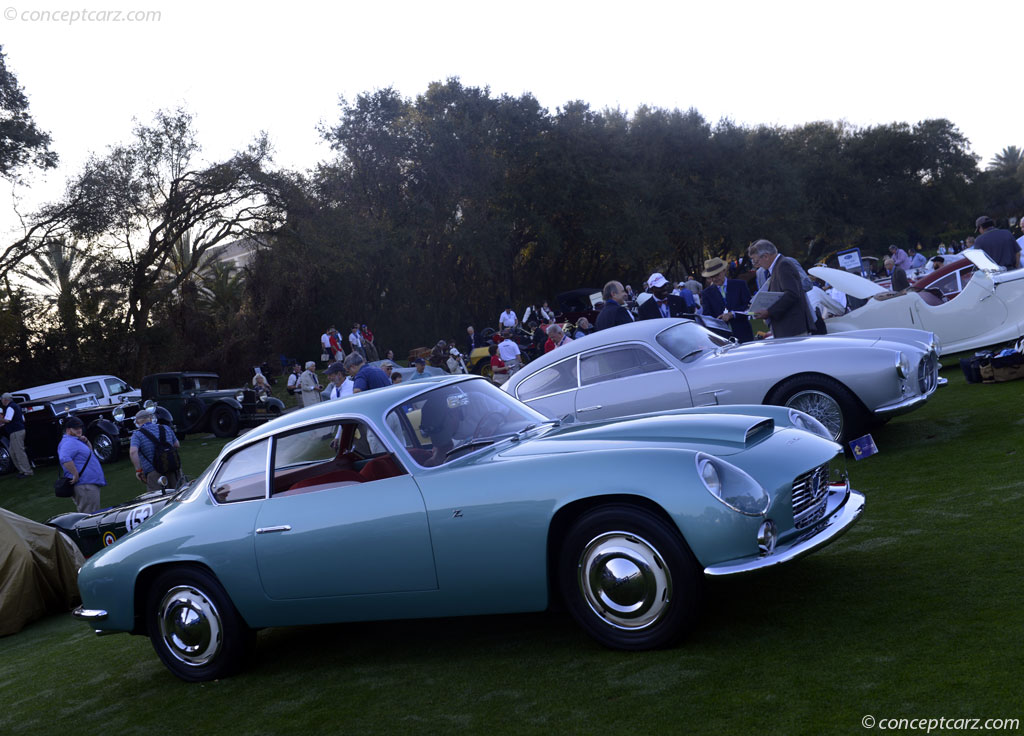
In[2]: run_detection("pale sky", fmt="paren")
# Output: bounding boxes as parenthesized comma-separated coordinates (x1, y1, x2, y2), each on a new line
(2, 0, 1020, 239)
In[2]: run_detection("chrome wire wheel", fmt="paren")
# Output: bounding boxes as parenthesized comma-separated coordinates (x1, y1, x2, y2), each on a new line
(784, 389, 844, 441)
(577, 531, 672, 630)
(92, 432, 116, 462)
(156, 584, 224, 668)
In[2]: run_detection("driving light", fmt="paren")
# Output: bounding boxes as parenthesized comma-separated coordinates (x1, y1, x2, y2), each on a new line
(143, 400, 156, 410)
(757, 519, 777, 556)
(235, 391, 245, 403)
(697, 456, 721, 495)
(787, 408, 831, 440)
(112, 407, 125, 422)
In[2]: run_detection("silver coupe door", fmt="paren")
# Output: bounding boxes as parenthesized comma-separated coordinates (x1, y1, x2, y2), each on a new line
(574, 344, 691, 421)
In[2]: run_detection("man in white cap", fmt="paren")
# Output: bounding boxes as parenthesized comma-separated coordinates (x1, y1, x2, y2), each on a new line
(637, 272, 695, 320)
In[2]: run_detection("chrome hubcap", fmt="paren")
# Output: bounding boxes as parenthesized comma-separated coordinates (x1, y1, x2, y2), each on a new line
(157, 585, 223, 667)
(785, 390, 843, 441)
(93, 433, 114, 461)
(578, 532, 672, 630)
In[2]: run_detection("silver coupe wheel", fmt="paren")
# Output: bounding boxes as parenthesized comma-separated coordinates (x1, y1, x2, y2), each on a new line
(784, 389, 844, 441)
(577, 531, 672, 630)
(156, 584, 224, 668)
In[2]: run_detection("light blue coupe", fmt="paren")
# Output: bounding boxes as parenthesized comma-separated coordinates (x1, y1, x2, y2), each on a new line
(74, 376, 865, 681)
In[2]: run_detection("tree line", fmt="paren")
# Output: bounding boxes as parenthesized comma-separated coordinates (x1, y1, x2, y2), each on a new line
(2, 54, 1023, 390)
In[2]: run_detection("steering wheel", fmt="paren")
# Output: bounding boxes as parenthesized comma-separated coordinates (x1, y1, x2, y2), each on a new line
(473, 411, 506, 438)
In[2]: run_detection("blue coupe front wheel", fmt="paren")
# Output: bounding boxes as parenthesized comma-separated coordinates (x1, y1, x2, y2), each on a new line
(146, 567, 255, 682)
(560, 505, 702, 650)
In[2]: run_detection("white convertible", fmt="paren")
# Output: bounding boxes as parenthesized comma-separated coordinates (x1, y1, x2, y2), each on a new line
(810, 250, 1024, 355)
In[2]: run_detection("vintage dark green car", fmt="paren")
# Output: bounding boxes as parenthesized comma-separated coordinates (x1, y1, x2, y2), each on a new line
(140, 372, 285, 438)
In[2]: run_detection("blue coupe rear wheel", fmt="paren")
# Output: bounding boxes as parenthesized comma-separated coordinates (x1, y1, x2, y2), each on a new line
(560, 505, 702, 650)
(147, 567, 254, 682)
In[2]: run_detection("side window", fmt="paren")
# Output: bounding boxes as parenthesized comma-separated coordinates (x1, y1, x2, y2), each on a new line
(157, 379, 177, 396)
(83, 381, 103, 399)
(580, 346, 669, 386)
(68, 385, 85, 394)
(931, 273, 958, 296)
(272, 420, 404, 496)
(105, 377, 130, 396)
(212, 440, 268, 503)
(516, 359, 578, 401)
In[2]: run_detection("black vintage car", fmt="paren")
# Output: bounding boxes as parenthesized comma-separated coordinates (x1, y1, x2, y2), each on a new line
(141, 372, 284, 438)
(48, 478, 184, 557)
(0, 394, 175, 474)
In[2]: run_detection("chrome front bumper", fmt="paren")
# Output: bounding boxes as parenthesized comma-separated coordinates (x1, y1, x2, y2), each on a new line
(72, 606, 119, 635)
(704, 485, 865, 577)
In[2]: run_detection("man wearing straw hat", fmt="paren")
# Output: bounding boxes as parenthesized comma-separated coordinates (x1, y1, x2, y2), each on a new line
(700, 257, 754, 343)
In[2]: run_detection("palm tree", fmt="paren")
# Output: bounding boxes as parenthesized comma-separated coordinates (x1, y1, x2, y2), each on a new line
(987, 145, 1023, 173)
(18, 238, 98, 333)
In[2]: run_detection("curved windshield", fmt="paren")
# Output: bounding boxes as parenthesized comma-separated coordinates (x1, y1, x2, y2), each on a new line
(655, 322, 729, 361)
(387, 379, 544, 467)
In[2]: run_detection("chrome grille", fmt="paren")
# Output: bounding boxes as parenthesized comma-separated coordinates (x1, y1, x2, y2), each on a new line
(792, 463, 830, 529)
(917, 352, 938, 394)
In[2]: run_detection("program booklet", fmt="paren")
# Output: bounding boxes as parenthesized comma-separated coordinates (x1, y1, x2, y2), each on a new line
(749, 290, 783, 313)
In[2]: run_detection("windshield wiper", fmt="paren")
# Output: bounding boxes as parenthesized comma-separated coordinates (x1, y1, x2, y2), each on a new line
(678, 348, 704, 361)
(444, 438, 502, 460)
(513, 419, 560, 441)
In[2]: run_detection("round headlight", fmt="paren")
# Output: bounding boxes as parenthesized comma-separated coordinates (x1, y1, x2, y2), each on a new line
(112, 408, 125, 422)
(695, 452, 769, 516)
(788, 408, 832, 440)
(697, 457, 721, 495)
(143, 400, 156, 410)
(235, 391, 245, 403)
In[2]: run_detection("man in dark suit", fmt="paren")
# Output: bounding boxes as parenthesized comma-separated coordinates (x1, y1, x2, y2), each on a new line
(700, 257, 753, 342)
(594, 280, 635, 331)
(748, 239, 815, 338)
(637, 272, 696, 320)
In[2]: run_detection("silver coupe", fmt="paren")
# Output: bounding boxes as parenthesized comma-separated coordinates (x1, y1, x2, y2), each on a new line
(504, 319, 940, 443)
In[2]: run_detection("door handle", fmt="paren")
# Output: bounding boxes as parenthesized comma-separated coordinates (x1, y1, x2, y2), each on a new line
(256, 525, 292, 534)
(578, 405, 603, 413)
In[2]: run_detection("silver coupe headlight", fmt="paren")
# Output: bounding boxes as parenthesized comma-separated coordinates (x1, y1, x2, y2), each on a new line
(695, 452, 769, 516)
(787, 408, 831, 440)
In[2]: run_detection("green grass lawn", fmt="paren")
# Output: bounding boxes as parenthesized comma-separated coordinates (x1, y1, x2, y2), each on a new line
(1, 360, 1021, 735)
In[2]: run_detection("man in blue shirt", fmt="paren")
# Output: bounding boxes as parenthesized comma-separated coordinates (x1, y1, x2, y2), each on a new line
(344, 352, 390, 392)
(130, 408, 181, 491)
(58, 416, 105, 513)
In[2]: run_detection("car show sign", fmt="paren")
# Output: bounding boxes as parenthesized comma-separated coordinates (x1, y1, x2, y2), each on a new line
(837, 248, 863, 272)
(849, 434, 878, 460)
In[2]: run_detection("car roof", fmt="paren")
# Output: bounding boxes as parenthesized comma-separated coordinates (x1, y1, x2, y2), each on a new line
(913, 256, 974, 287)
(505, 318, 704, 385)
(224, 374, 489, 450)
(145, 372, 220, 380)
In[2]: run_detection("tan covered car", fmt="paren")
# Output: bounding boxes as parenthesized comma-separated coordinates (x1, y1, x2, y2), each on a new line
(0, 508, 84, 636)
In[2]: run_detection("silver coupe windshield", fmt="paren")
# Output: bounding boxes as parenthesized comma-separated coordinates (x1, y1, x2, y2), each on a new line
(655, 321, 729, 361)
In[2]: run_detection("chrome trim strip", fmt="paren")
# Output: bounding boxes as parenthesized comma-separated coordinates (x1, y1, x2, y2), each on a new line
(872, 393, 929, 416)
(703, 486, 865, 577)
